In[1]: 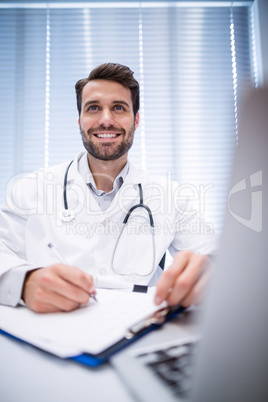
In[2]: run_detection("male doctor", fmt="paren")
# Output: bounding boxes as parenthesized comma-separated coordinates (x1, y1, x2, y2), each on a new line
(0, 63, 214, 313)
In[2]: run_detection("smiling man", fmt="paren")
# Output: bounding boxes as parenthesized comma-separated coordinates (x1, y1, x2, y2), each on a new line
(0, 63, 215, 313)
(77, 76, 139, 194)
(79, 79, 138, 162)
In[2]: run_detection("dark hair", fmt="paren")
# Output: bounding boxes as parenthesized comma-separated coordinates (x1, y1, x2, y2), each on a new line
(75, 63, 140, 116)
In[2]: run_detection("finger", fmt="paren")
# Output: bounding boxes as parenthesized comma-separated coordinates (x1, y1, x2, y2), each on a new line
(165, 253, 208, 306)
(38, 267, 91, 305)
(25, 282, 81, 313)
(180, 262, 212, 307)
(155, 251, 191, 305)
(53, 264, 95, 293)
(29, 295, 81, 313)
(24, 266, 90, 310)
(27, 301, 59, 313)
(40, 291, 81, 312)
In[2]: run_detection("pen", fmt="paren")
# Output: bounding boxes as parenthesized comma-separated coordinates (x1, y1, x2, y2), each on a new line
(47, 243, 98, 302)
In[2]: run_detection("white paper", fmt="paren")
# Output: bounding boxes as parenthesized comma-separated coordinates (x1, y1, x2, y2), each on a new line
(0, 288, 167, 358)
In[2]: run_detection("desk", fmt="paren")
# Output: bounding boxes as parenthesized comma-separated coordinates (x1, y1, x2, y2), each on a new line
(0, 308, 200, 402)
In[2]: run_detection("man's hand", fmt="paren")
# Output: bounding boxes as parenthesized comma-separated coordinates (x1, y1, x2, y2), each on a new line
(154, 251, 211, 307)
(22, 264, 95, 313)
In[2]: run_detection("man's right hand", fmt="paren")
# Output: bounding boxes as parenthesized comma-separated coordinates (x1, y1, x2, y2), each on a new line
(22, 264, 96, 313)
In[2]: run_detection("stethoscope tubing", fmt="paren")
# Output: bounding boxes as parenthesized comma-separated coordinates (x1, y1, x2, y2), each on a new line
(61, 161, 156, 277)
(63, 160, 74, 210)
(111, 183, 156, 277)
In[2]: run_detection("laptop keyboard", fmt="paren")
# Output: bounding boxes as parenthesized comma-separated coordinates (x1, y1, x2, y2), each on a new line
(135, 339, 199, 399)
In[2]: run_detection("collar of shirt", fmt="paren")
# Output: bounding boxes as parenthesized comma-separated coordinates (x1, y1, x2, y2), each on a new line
(78, 151, 129, 198)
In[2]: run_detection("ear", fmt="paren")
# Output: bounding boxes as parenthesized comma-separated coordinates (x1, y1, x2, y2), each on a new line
(134, 112, 140, 130)
(78, 118, 80, 127)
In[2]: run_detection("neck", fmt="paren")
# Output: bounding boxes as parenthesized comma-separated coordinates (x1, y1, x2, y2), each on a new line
(87, 153, 128, 193)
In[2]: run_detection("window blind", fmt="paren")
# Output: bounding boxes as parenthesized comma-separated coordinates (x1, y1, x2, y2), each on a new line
(0, 1, 255, 234)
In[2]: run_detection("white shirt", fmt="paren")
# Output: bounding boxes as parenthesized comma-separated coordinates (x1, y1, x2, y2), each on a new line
(78, 152, 129, 211)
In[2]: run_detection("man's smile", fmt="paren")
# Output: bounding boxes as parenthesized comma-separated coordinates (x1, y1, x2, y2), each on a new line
(93, 132, 121, 139)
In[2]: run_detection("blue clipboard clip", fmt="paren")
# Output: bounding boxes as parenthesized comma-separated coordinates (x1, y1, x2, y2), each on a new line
(125, 305, 185, 340)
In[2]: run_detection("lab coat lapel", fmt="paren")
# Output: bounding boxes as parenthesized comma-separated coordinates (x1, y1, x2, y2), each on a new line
(64, 153, 104, 222)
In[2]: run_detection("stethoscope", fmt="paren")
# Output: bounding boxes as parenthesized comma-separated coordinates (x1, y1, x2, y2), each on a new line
(59, 160, 156, 277)
(59, 160, 76, 222)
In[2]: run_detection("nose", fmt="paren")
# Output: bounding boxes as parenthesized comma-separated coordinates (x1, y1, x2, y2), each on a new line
(99, 108, 114, 128)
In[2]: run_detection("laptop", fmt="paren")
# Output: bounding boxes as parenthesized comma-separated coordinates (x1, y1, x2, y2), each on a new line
(111, 87, 268, 402)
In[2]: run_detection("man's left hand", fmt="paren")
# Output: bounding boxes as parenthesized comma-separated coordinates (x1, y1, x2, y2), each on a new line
(154, 251, 211, 307)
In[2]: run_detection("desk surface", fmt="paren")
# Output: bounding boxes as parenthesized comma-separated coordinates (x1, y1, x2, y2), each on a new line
(0, 308, 200, 402)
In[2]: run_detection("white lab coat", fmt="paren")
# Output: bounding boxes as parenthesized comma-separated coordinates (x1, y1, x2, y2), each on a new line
(0, 152, 215, 306)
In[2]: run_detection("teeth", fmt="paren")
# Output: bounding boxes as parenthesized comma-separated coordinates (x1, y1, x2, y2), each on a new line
(96, 134, 118, 138)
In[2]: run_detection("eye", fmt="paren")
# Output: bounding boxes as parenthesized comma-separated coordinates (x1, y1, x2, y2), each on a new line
(87, 105, 99, 112)
(114, 105, 124, 111)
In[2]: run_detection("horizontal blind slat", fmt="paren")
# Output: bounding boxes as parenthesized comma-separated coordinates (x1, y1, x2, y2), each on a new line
(0, 4, 253, 234)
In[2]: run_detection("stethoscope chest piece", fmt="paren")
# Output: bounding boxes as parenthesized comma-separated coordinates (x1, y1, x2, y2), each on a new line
(59, 209, 75, 222)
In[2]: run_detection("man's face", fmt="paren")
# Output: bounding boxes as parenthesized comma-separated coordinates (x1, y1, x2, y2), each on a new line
(79, 79, 139, 161)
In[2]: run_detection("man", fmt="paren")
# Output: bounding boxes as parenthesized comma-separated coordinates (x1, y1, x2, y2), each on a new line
(0, 63, 214, 313)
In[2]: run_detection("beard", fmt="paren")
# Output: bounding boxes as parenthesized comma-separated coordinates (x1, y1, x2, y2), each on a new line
(80, 123, 135, 161)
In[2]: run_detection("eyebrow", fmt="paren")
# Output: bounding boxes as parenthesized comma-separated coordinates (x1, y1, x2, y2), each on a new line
(83, 99, 130, 110)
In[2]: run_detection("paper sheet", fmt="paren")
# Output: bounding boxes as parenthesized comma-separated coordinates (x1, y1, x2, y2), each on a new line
(0, 288, 166, 358)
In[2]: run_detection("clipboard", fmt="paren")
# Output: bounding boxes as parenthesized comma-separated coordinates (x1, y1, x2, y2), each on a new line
(0, 304, 185, 367)
(69, 304, 186, 366)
